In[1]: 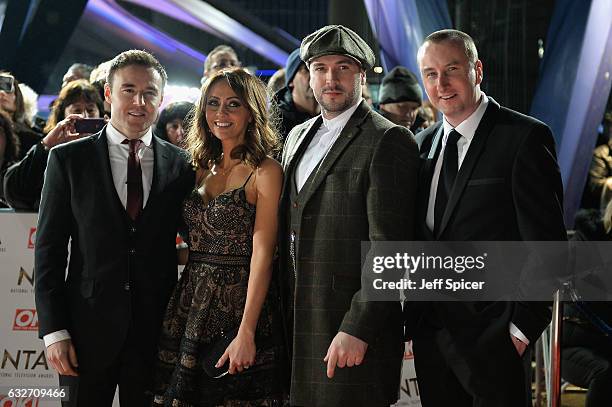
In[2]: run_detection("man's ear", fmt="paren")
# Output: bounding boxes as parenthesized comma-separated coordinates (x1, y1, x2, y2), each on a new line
(360, 70, 367, 86)
(474, 59, 483, 86)
(104, 83, 112, 104)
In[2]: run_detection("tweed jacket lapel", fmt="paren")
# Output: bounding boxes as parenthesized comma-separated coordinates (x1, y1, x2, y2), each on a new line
(297, 101, 370, 206)
(420, 123, 443, 198)
(417, 123, 443, 240)
(282, 116, 323, 171)
(281, 116, 323, 201)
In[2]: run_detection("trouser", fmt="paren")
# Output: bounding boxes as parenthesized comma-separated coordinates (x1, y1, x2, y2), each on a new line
(59, 324, 153, 407)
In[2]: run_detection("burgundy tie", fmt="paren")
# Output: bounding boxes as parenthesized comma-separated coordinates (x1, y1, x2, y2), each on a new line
(123, 139, 143, 220)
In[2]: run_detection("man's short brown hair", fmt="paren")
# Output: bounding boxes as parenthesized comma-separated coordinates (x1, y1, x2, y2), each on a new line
(420, 29, 479, 66)
(106, 50, 167, 88)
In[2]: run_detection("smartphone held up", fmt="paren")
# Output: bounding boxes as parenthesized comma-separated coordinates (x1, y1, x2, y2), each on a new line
(74, 118, 106, 134)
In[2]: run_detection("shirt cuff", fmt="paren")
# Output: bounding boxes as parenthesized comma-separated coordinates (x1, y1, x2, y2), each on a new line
(509, 322, 529, 345)
(43, 330, 71, 347)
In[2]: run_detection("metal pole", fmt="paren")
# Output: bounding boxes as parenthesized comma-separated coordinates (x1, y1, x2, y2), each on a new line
(535, 337, 544, 407)
(548, 289, 562, 407)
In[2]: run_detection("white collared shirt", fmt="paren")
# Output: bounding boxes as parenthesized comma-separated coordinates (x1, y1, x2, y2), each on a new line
(295, 98, 363, 192)
(425, 93, 489, 232)
(106, 123, 155, 209)
(43, 123, 156, 348)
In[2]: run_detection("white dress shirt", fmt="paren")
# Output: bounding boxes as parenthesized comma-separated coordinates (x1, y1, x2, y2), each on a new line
(43, 124, 155, 348)
(295, 98, 363, 192)
(423, 93, 529, 345)
(106, 123, 155, 208)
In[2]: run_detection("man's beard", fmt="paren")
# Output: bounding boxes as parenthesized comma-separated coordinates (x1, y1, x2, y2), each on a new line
(315, 83, 359, 114)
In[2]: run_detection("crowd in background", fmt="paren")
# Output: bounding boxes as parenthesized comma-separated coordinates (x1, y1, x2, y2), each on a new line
(0, 43, 443, 211)
(1, 36, 612, 406)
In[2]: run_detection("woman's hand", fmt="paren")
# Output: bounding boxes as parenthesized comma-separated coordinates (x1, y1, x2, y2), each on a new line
(41, 114, 89, 149)
(215, 329, 256, 375)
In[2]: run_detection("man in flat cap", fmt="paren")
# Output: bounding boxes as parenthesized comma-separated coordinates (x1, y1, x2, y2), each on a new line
(378, 66, 424, 132)
(278, 25, 419, 406)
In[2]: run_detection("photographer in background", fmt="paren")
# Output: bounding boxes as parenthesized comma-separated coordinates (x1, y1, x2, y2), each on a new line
(3, 80, 105, 210)
(0, 109, 19, 173)
(0, 71, 42, 158)
(0, 109, 19, 206)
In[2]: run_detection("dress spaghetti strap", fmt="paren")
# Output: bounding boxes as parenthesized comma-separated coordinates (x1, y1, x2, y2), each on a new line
(242, 171, 254, 188)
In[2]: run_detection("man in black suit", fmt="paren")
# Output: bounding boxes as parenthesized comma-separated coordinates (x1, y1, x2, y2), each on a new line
(35, 50, 193, 406)
(409, 29, 566, 406)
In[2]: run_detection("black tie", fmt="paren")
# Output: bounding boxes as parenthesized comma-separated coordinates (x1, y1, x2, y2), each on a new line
(434, 129, 462, 234)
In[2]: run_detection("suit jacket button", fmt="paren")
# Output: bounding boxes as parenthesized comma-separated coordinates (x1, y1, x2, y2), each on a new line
(124, 282, 130, 291)
(130, 226, 137, 233)
(129, 248, 136, 255)
(292, 202, 298, 208)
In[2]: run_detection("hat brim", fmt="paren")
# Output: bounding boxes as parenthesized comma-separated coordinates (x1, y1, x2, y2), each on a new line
(306, 52, 369, 70)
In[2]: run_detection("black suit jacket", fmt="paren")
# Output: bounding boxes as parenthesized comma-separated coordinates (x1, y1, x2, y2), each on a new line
(34, 128, 194, 369)
(411, 97, 566, 350)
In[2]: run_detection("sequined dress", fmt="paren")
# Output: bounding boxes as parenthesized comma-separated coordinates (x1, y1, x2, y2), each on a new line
(152, 173, 286, 406)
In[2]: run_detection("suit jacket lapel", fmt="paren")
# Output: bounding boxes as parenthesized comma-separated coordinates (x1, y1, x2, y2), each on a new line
(148, 136, 170, 204)
(437, 98, 501, 237)
(93, 129, 130, 224)
(298, 101, 370, 206)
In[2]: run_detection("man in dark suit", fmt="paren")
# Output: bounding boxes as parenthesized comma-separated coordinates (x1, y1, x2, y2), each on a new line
(35, 50, 193, 406)
(410, 29, 566, 406)
(279, 25, 420, 406)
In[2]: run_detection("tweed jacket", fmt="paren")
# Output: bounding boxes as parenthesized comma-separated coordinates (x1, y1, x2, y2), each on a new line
(278, 101, 420, 406)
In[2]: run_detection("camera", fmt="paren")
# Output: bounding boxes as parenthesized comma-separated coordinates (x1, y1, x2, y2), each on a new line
(74, 118, 106, 134)
(0, 75, 15, 93)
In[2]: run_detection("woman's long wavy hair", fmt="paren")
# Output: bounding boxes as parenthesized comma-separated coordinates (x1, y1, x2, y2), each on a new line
(184, 68, 279, 170)
(44, 79, 104, 134)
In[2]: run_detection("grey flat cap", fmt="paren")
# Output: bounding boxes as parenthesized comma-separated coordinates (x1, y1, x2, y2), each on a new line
(300, 25, 375, 70)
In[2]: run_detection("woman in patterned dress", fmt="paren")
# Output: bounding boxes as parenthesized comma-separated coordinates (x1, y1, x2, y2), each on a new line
(152, 68, 286, 406)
